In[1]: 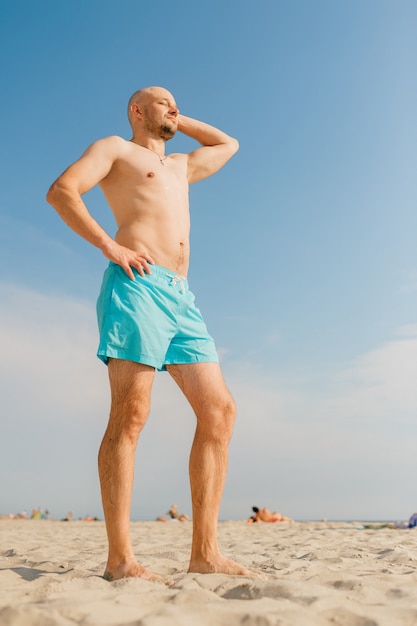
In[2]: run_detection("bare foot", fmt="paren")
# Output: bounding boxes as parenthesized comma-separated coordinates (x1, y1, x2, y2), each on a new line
(103, 559, 165, 583)
(188, 555, 255, 576)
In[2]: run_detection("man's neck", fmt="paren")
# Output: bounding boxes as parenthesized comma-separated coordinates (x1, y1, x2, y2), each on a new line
(131, 135, 167, 156)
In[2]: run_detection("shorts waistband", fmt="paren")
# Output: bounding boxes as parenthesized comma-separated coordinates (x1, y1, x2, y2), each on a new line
(108, 262, 189, 288)
(148, 264, 188, 283)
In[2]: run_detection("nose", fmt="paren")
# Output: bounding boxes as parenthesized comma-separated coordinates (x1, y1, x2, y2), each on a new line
(168, 105, 179, 116)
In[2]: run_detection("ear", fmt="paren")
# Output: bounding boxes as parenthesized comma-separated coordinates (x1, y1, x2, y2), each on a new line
(130, 103, 143, 119)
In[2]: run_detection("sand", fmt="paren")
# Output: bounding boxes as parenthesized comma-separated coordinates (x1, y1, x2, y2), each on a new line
(1, 519, 417, 626)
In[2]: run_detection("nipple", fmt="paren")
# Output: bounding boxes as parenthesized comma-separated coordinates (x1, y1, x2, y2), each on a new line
(147, 172, 155, 178)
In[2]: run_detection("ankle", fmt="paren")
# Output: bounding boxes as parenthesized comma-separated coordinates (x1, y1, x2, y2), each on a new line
(106, 549, 136, 569)
(190, 541, 221, 564)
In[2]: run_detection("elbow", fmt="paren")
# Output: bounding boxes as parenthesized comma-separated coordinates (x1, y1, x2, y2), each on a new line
(46, 185, 55, 206)
(231, 137, 239, 154)
(46, 181, 60, 206)
(46, 180, 69, 207)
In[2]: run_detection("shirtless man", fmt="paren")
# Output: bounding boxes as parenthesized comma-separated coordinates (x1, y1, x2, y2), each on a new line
(46, 86, 251, 581)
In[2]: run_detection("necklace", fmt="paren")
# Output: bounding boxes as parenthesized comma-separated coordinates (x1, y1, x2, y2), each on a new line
(144, 146, 167, 165)
(130, 140, 168, 164)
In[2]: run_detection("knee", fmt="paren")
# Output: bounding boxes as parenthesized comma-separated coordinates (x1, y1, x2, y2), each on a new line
(199, 396, 236, 442)
(126, 410, 150, 440)
(224, 398, 237, 438)
(108, 400, 150, 442)
(225, 396, 237, 426)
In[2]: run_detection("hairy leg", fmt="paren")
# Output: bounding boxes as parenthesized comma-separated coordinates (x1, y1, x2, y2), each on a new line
(98, 359, 161, 581)
(168, 362, 252, 575)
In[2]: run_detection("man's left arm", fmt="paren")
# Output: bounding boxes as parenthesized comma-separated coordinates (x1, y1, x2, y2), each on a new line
(177, 115, 239, 184)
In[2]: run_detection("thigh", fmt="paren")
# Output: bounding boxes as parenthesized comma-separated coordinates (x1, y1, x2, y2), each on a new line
(163, 288, 218, 370)
(167, 362, 234, 418)
(108, 358, 155, 428)
(97, 264, 176, 370)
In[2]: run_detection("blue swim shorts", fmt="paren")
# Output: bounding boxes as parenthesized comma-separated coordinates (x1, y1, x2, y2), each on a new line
(96, 262, 219, 371)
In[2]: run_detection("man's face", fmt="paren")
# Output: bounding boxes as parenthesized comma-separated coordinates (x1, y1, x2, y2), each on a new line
(142, 90, 179, 140)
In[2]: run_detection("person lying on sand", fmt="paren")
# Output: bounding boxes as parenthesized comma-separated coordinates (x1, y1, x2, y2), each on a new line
(248, 506, 293, 523)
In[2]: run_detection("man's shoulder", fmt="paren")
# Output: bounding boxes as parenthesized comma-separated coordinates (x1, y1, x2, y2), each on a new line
(86, 135, 132, 159)
(105, 134, 130, 143)
(94, 135, 130, 149)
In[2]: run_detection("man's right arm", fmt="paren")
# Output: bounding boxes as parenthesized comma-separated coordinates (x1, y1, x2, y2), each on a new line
(46, 136, 154, 279)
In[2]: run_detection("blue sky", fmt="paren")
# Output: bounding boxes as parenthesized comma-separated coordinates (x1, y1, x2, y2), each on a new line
(1, 0, 416, 522)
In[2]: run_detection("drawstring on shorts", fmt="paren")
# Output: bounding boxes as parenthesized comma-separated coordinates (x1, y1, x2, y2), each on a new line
(166, 273, 185, 294)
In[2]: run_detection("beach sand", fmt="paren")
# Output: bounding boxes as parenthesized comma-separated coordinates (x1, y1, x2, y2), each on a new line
(1, 519, 417, 625)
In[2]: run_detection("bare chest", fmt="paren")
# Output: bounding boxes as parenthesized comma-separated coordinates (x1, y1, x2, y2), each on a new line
(102, 153, 188, 202)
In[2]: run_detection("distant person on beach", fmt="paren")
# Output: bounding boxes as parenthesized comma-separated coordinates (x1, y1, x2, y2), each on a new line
(362, 513, 417, 530)
(47, 86, 251, 582)
(156, 504, 191, 522)
(0, 511, 28, 520)
(31, 507, 48, 520)
(248, 506, 293, 523)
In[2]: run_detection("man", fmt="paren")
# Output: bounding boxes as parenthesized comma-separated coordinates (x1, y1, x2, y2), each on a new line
(46, 86, 250, 581)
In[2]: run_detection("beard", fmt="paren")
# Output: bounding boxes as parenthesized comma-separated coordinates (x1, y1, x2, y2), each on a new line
(159, 123, 176, 140)
(144, 113, 176, 141)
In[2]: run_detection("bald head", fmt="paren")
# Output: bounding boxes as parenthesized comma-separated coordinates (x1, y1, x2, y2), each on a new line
(127, 86, 176, 126)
